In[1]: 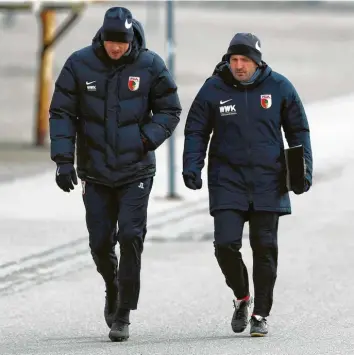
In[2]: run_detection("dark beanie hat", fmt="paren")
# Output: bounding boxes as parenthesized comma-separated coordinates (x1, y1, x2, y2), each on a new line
(102, 7, 134, 43)
(224, 33, 262, 65)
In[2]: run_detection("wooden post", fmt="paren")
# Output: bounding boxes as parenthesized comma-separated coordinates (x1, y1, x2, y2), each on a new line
(35, 9, 55, 146)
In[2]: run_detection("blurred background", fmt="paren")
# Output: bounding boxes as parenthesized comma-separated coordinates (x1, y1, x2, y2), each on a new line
(1, 0, 354, 183)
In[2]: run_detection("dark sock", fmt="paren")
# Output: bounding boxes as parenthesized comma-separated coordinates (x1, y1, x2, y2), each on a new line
(117, 308, 130, 324)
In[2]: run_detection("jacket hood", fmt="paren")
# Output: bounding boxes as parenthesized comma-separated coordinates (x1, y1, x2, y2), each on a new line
(211, 60, 272, 89)
(91, 18, 146, 59)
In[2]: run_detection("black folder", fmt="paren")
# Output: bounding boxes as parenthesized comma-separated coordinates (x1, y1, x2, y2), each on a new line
(284, 145, 305, 192)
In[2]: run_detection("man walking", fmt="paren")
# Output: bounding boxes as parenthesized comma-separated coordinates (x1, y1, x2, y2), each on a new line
(49, 7, 181, 342)
(182, 33, 312, 336)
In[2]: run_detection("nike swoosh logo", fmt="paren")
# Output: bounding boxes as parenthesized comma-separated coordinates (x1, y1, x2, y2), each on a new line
(125, 19, 132, 29)
(220, 99, 232, 105)
(86, 81, 96, 85)
(255, 41, 261, 52)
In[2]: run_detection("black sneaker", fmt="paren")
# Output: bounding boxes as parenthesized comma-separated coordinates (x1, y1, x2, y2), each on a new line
(250, 315, 268, 337)
(109, 321, 130, 342)
(104, 286, 119, 329)
(231, 296, 253, 333)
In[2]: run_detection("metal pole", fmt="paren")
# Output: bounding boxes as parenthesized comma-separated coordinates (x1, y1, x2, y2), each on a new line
(35, 9, 55, 146)
(166, 0, 178, 199)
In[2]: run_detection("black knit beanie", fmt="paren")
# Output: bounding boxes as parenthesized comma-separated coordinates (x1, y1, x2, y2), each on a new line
(102, 7, 134, 43)
(224, 33, 262, 65)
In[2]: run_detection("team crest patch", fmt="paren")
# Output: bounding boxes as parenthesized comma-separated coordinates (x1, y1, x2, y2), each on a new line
(128, 76, 140, 91)
(260, 94, 272, 109)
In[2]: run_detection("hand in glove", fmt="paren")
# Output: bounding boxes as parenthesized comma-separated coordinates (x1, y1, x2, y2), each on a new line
(292, 159, 311, 195)
(293, 178, 310, 195)
(55, 163, 78, 192)
(183, 172, 202, 190)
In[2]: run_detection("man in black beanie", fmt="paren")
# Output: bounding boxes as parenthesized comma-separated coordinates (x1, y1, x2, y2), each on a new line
(100, 7, 134, 60)
(183, 32, 313, 336)
(49, 6, 181, 342)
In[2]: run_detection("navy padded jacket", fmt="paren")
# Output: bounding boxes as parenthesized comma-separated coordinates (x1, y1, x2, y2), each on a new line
(183, 61, 313, 215)
(49, 19, 181, 187)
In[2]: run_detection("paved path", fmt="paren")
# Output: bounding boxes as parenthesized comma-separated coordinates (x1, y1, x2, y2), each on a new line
(1, 180, 354, 354)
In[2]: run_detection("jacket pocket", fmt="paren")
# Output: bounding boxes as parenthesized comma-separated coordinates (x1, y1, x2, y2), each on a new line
(117, 123, 144, 164)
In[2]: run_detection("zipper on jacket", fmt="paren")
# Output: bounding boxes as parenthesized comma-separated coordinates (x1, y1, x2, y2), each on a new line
(115, 66, 124, 156)
(104, 77, 109, 127)
(103, 76, 110, 166)
(245, 88, 253, 204)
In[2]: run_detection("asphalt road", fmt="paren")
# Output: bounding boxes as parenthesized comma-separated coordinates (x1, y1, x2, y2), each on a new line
(2, 173, 354, 355)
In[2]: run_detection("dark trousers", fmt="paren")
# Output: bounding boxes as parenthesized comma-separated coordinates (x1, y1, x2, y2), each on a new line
(213, 208, 279, 317)
(82, 177, 153, 310)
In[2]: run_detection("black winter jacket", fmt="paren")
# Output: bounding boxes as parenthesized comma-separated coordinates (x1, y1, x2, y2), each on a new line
(49, 19, 181, 187)
(183, 61, 312, 215)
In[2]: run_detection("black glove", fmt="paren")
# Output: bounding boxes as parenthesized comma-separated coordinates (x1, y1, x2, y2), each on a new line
(183, 172, 202, 190)
(55, 163, 78, 192)
(293, 178, 310, 195)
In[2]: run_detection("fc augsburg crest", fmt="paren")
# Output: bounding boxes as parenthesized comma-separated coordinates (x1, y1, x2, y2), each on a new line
(260, 94, 272, 109)
(128, 76, 140, 91)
